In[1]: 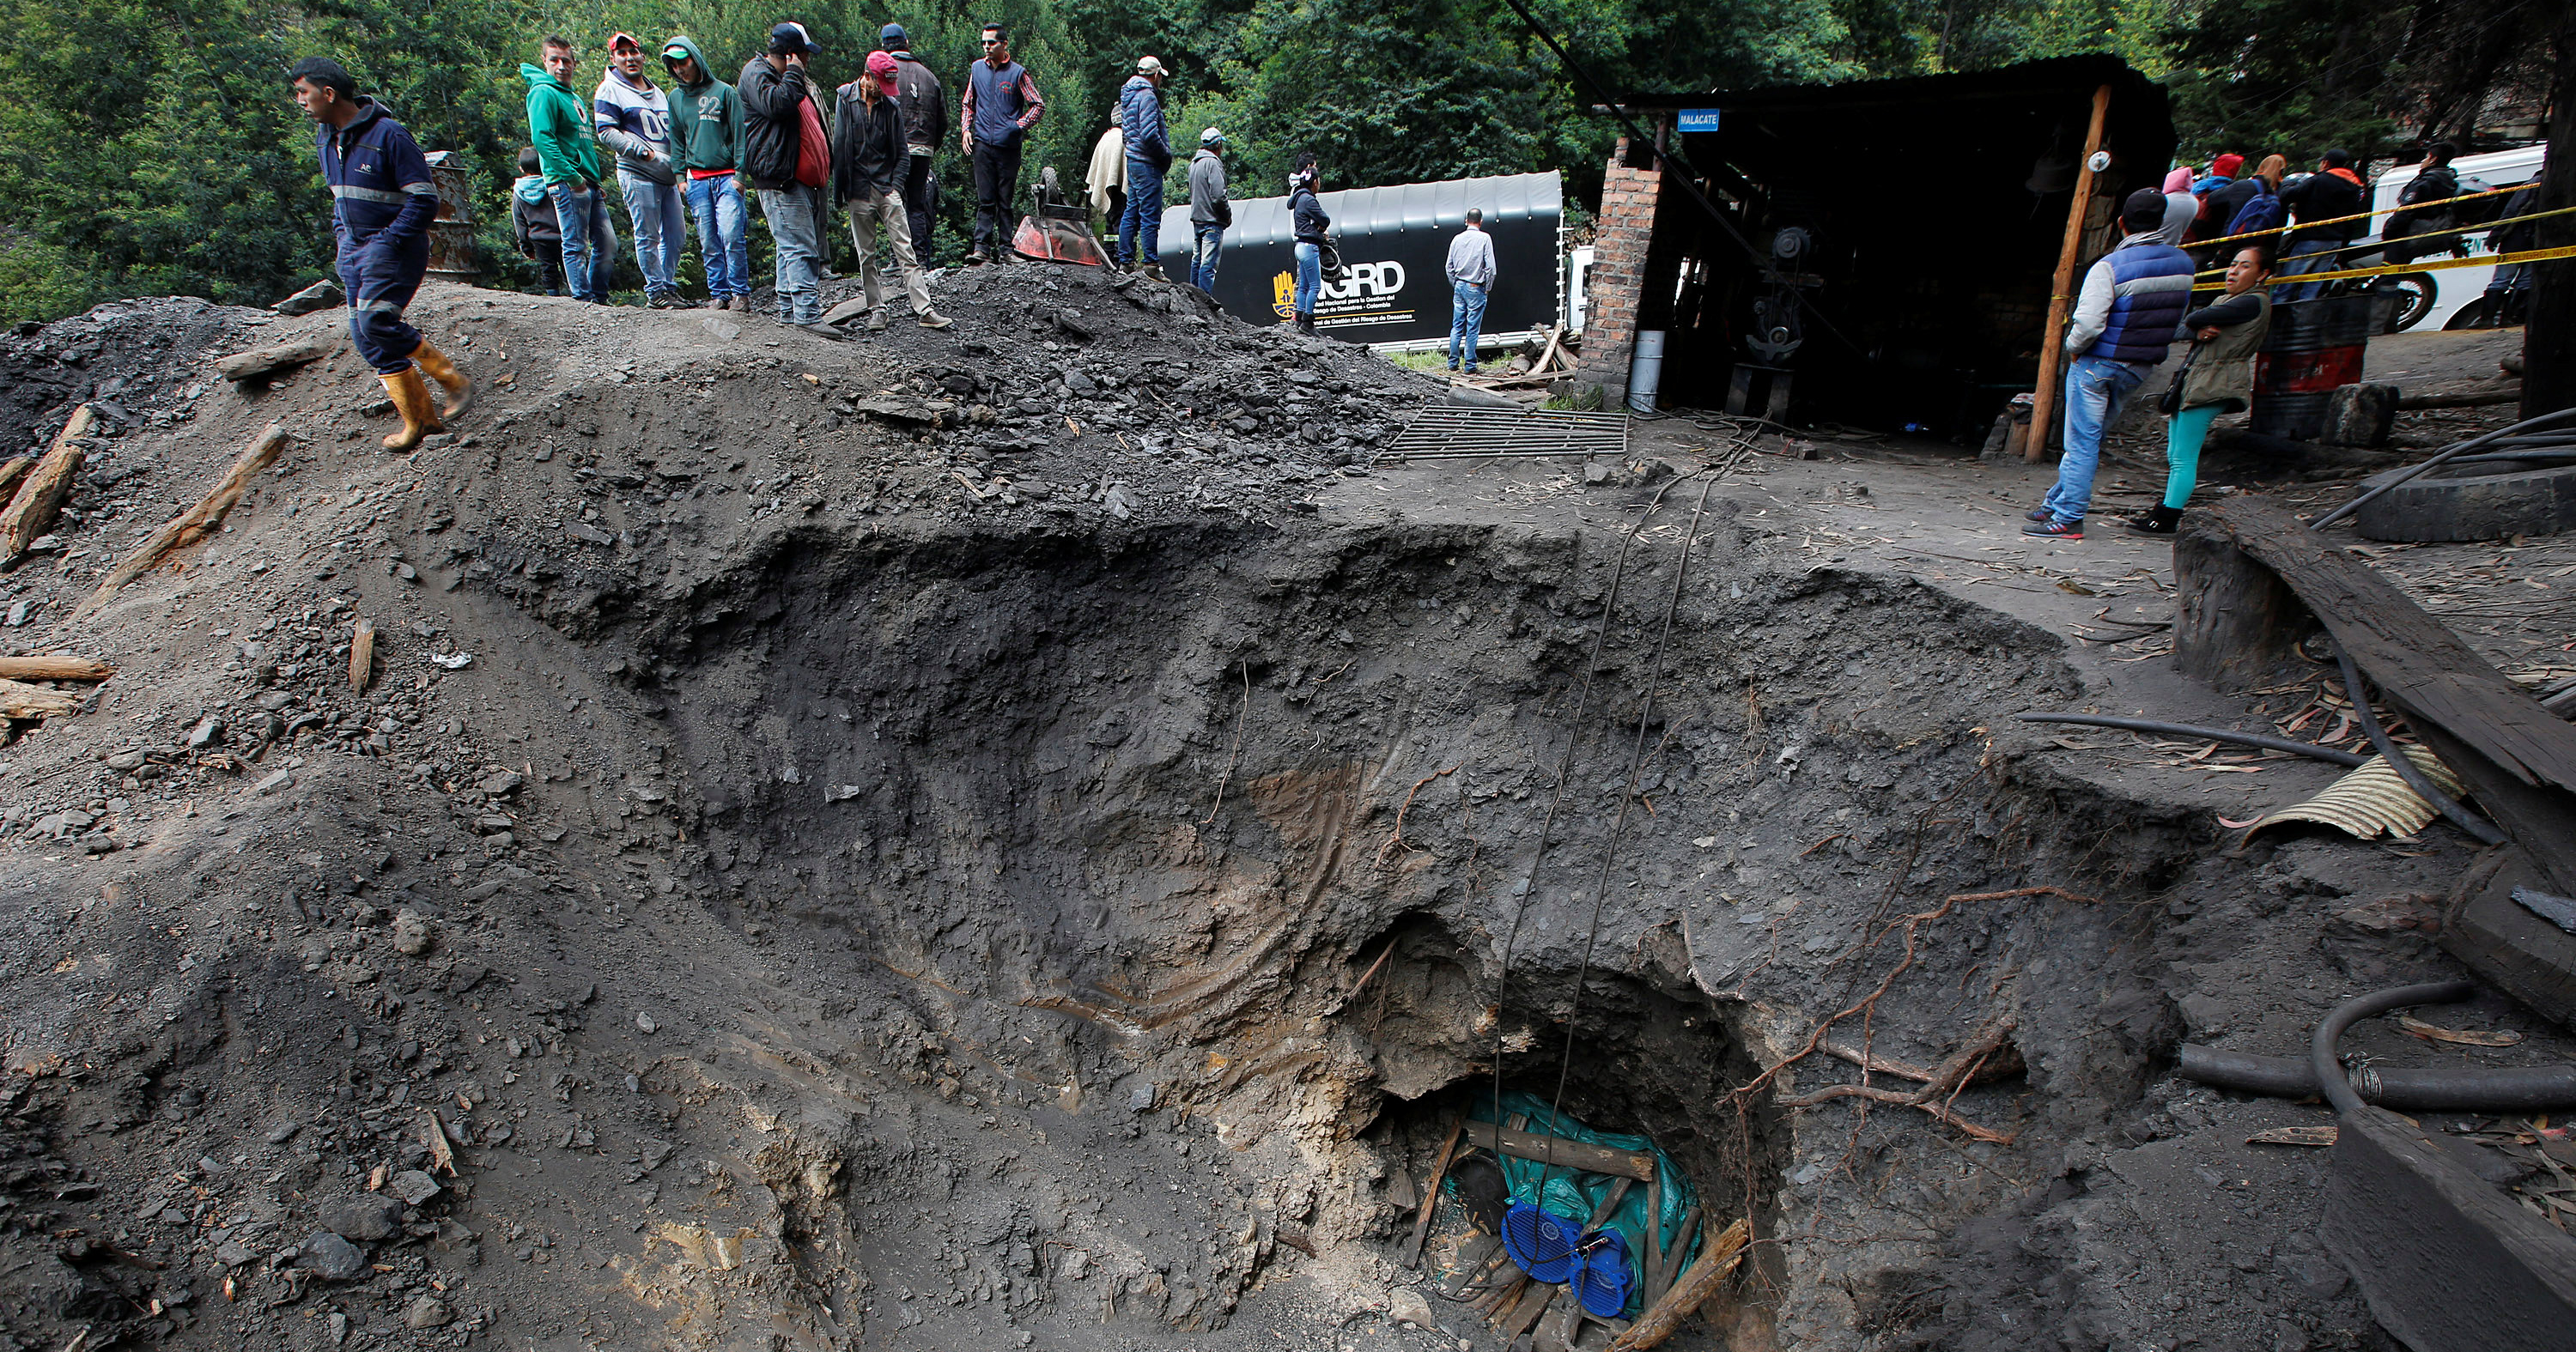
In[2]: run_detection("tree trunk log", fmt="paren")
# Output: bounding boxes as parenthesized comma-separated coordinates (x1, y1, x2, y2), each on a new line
(1, 404, 94, 561)
(1609, 1217, 1750, 1350)
(78, 424, 292, 616)
(2520, 4, 2574, 421)
(0, 676, 82, 719)
(214, 336, 337, 383)
(2171, 510, 2314, 693)
(0, 656, 113, 682)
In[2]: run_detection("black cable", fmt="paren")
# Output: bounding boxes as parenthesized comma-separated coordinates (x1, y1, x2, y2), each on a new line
(2181, 1042, 2576, 1111)
(2310, 981, 2478, 1117)
(2330, 641, 2506, 846)
(2014, 712, 2370, 766)
(1534, 468, 1722, 1203)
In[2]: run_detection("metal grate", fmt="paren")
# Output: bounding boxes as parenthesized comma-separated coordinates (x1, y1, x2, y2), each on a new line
(1381, 405, 1631, 462)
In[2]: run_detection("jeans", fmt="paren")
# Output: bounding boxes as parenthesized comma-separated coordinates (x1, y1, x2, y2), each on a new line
(1293, 241, 1321, 316)
(1192, 224, 1223, 294)
(759, 182, 829, 324)
(683, 174, 750, 299)
(2273, 237, 2343, 302)
(2162, 403, 2221, 510)
(1448, 282, 1490, 370)
(848, 185, 932, 315)
(337, 234, 429, 373)
(2039, 355, 2150, 524)
(902, 154, 939, 262)
(547, 181, 620, 302)
(1119, 155, 1163, 270)
(618, 169, 685, 300)
(971, 140, 1022, 256)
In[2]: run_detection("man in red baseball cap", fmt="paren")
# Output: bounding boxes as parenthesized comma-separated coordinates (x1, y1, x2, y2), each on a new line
(832, 51, 950, 329)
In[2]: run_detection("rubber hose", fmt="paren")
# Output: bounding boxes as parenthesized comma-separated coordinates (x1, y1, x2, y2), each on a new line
(2331, 642, 2508, 846)
(2310, 980, 2477, 1117)
(2015, 712, 2368, 767)
(2312, 405, 2576, 529)
(2179, 1043, 2576, 1112)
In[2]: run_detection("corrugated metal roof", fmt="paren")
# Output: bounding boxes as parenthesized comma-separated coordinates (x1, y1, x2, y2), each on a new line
(1176, 171, 1564, 251)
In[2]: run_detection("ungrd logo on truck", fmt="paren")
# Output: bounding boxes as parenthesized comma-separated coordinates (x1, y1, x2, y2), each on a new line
(1268, 260, 1413, 326)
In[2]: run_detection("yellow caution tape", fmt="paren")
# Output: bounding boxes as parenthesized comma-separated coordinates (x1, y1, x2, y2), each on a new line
(2190, 242, 2576, 292)
(2193, 201, 2576, 276)
(2191, 183, 2536, 252)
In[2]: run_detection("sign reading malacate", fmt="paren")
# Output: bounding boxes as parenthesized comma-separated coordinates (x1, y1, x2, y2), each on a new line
(1158, 171, 1563, 343)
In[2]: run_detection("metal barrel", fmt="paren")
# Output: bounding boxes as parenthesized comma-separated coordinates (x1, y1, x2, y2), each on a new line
(425, 153, 479, 283)
(2251, 294, 2375, 439)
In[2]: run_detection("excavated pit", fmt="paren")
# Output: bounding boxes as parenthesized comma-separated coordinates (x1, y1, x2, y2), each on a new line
(0, 285, 2345, 1352)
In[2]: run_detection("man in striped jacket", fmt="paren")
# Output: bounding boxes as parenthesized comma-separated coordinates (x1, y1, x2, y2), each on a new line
(2027, 188, 2196, 541)
(290, 57, 471, 452)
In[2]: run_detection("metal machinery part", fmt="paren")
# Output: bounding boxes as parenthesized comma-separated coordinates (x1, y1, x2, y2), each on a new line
(1728, 225, 1818, 421)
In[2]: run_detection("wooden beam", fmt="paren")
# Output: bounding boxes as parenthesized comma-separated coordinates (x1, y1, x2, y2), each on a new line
(2025, 83, 2113, 464)
(2175, 494, 2576, 893)
(0, 656, 112, 682)
(0, 676, 82, 719)
(1611, 1217, 1751, 1350)
(77, 424, 291, 616)
(1400, 1115, 1467, 1269)
(214, 336, 336, 383)
(2, 403, 93, 561)
(0, 456, 32, 502)
(1463, 1121, 1658, 1181)
(350, 618, 378, 694)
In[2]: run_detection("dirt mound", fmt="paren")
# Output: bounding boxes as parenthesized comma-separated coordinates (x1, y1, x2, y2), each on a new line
(0, 274, 2444, 1352)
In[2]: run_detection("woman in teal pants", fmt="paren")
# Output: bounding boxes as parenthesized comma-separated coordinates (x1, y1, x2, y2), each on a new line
(2129, 246, 2275, 535)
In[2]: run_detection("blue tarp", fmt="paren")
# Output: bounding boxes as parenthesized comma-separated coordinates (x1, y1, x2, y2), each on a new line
(1445, 1091, 1704, 1319)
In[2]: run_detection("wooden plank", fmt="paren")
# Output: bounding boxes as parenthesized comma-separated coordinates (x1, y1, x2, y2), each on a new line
(1644, 1205, 1701, 1309)
(350, 619, 378, 694)
(1642, 1167, 1664, 1313)
(0, 456, 32, 502)
(1442, 1234, 1504, 1298)
(77, 424, 292, 616)
(214, 336, 336, 383)
(2024, 83, 2113, 463)
(1502, 1284, 1556, 1352)
(1463, 1121, 1657, 1181)
(1400, 1115, 1467, 1269)
(0, 676, 82, 719)
(2324, 1106, 2576, 1348)
(0, 656, 112, 682)
(2184, 494, 2576, 893)
(2, 404, 93, 561)
(1611, 1217, 1751, 1350)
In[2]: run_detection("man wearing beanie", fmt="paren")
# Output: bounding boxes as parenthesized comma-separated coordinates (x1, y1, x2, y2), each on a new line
(289, 56, 471, 452)
(2025, 187, 2196, 541)
(880, 25, 945, 264)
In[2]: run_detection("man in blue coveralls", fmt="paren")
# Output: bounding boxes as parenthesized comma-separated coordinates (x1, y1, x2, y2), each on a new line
(289, 57, 473, 451)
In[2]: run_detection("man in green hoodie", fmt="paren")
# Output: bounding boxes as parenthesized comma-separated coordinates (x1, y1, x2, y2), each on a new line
(662, 36, 750, 312)
(521, 34, 620, 303)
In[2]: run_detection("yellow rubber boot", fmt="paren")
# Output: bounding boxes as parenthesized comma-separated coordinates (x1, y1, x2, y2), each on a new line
(409, 339, 475, 421)
(380, 367, 444, 452)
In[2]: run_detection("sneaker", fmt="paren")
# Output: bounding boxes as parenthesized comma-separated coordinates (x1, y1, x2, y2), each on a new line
(702, 298, 726, 310)
(2025, 505, 2051, 522)
(1140, 264, 1165, 282)
(2022, 517, 2083, 541)
(2125, 506, 2181, 536)
(866, 307, 890, 332)
(1463, 366, 1479, 375)
(917, 311, 953, 330)
(965, 251, 988, 266)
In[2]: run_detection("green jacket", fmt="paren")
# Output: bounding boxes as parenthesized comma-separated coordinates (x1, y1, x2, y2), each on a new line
(520, 63, 602, 185)
(660, 36, 744, 175)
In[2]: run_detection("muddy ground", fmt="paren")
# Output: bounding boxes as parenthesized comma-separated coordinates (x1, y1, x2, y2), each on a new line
(0, 277, 2565, 1352)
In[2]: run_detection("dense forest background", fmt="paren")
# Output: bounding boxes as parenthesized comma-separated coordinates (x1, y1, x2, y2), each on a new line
(0, 0, 2554, 324)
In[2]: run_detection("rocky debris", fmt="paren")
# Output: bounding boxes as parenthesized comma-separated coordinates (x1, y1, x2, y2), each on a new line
(317, 1191, 403, 1241)
(298, 1231, 369, 1280)
(273, 278, 345, 316)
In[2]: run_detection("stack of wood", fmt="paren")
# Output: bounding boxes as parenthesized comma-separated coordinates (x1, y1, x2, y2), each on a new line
(1, 404, 94, 567)
(1405, 1114, 1749, 1351)
(0, 653, 113, 723)
(1461, 326, 1581, 391)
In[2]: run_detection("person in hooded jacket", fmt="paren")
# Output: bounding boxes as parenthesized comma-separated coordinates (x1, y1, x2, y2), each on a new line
(1287, 155, 1328, 336)
(880, 26, 945, 264)
(597, 33, 683, 306)
(290, 57, 471, 452)
(1117, 57, 1172, 280)
(1187, 128, 1230, 294)
(523, 35, 619, 304)
(833, 52, 951, 330)
(739, 22, 837, 334)
(2225, 155, 2287, 239)
(662, 36, 750, 311)
(2127, 246, 2273, 536)
(510, 147, 566, 296)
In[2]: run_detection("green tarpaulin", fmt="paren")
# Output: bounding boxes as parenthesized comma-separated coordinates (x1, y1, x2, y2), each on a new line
(1443, 1091, 1704, 1319)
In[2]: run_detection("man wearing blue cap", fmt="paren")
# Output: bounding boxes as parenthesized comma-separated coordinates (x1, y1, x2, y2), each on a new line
(880, 24, 945, 264)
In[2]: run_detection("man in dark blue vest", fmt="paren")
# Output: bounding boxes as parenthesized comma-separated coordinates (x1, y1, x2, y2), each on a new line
(2027, 188, 2196, 541)
(290, 56, 472, 452)
(959, 22, 1045, 264)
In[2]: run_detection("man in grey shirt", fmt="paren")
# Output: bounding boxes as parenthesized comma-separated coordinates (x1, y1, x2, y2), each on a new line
(1444, 208, 1497, 373)
(1186, 128, 1230, 294)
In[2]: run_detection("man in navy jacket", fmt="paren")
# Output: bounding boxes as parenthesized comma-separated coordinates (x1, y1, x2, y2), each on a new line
(289, 57, 471, 452)
(2026, 189, 2195, 541)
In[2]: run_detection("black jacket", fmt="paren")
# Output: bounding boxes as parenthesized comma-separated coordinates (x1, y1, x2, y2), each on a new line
(738, 56, 820, 191)
(889, 52, 945, 153)
(1291, 187, 1329, 244)
(2206, 176, 2261, 234)
(833, 87, 908, 200)
(2281, 169, 2365, 245)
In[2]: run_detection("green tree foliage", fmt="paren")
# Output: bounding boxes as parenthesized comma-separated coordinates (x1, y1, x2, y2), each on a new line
(0, 0, 2551, 325)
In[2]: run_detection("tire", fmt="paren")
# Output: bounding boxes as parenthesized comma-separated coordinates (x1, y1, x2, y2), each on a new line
(2376, 274, 2434, 332)
(2352, 461, 2576, 542)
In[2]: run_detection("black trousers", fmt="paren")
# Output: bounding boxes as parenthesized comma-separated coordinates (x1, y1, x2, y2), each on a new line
(972, 139, 1021, 255)
(903, 154, 939, 262)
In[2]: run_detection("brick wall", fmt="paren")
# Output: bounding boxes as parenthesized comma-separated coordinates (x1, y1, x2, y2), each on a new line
(1573, 148, 1662, 405)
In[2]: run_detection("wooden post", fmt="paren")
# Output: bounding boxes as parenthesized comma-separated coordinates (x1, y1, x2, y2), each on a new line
(1400, 1115, 1467, 1268)
(2024, 84, 2114, 463)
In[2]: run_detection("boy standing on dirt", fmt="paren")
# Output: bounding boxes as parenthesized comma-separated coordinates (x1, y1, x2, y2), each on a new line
(289, 56, 472, 452)
(662, 36, 752, 312)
